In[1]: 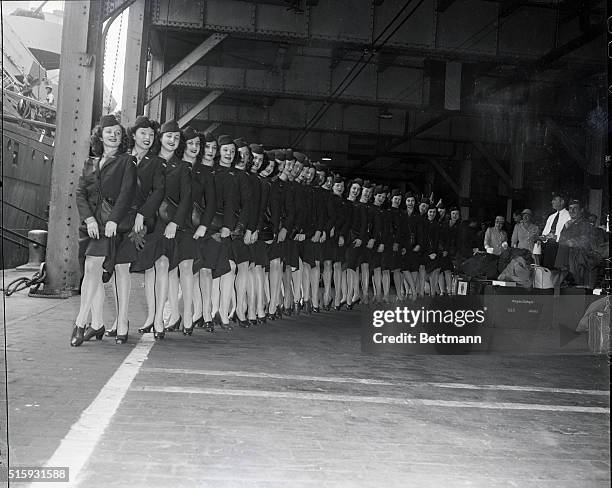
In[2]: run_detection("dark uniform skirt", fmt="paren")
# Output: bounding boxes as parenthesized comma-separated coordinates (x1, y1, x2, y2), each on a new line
(78, 225, 125, 276)
(437, 254, 454, 272)
(345, 243, 363, 270)
(250, 240, 269, 266)
(193, 235, 222, 273)
(390, 250, 403, 271)
(401, 250, 420, 273)
(302, 240, 319, 267)
(230, 238, 251, 265)
(212, 238, 232, 279)
(284, 239, 300, 270)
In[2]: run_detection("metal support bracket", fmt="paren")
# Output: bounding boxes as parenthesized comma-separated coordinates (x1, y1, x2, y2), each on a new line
(178, 90, 224, 128)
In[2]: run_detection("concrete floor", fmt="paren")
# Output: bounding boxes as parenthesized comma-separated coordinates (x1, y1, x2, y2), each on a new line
(0, 270, 609, 487)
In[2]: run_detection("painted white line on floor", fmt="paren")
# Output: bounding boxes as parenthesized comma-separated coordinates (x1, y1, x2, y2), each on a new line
(133, 385, 610, 414)
(141, 368, 609, 396)
(27, 336, 155, 488)
(142, 367, 396, 385)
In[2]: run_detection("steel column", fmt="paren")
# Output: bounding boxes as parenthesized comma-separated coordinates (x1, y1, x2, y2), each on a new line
(177, 90, 223, 128)
(44, 1, 99, 294)
(145, 55, 164, 121)
(121, 0, 147, 126)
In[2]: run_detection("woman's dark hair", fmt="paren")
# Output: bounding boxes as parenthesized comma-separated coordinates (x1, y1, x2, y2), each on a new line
(90, 124, 130, 157)
(128, 120, 161, 156)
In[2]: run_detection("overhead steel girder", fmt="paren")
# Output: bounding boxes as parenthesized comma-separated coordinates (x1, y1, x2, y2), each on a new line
(177, 90, 223, 127)
(172, 63, 424, 109)
(151, 0, 600, 67)
(178, 100, 406, 137)
(145, 33, 227, 104)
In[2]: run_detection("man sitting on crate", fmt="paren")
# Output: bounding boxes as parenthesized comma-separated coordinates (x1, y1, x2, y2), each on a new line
(554, 199, 597, 287)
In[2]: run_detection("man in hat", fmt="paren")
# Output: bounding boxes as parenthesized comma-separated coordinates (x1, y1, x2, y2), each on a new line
(539, 194, 570, 268)
(511, 209, 539, 252)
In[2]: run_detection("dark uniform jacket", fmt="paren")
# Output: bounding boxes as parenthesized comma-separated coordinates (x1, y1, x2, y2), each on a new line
(76, 152, 136, 225)
(371, 204, 393, 249)
(401, 210, 422, 252)
(256, 175, 273, 241)
(270, 177, 295, 238)
(213, 166, 239, 231)
(162, 155, 192, 229)
(233, 168, 254, 233)
(389, 206, 403, 247)
(442, 221, 461, 257)
(191, 162, 216, 229)
(330, 194, 351, 242)
(134, 154, 165, 221)
(421, 218, 440, 255)
(348, 199, 368, 243)
(246, 172, 263, 233)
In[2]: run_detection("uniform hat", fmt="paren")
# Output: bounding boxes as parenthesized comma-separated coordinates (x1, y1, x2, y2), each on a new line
(274, 149, 286, 161)
(203, 132, 216, 143)
(100, 114, 120, 128)
(405, 191, 415, 199)
(160, 120, 180, 134)
(217, 134, 234, 146)
(234, 138, 248, 149)
(352, 178, 363, 187)
(182, 126, 198, 141)
(391, 188, 402, 198)
(285, 148, 294, 160)
(420, 195, 430, 204)
(436, 198, 446, 209)
(382, 185, 390, 194)
(332, 174, 345, 184)
(373, 184, 385, 195)
(449, 206, 460, 212)
(521, 208, 533, 215)
(294, 152, 306, 163)
(362, 179, 373, 189)
(130, 115, 155, 132)
(265, 150, 276, 160)
(249, 143, 263, 155)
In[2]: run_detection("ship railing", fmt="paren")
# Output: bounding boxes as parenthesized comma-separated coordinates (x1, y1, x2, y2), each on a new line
(2, 88, 56, 114)
(0, 226, 46, 249)
(1, 200, 48, 224)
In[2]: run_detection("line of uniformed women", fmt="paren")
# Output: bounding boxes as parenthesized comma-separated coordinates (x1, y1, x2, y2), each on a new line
(70, 115, 463, 347)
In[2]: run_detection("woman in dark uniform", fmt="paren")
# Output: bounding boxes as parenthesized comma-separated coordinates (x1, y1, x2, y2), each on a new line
(401, 192, 422, 300)
(71, 114, 136, 347)
(320, 171, 336, 310)
(308, 163, 329, 313)
(191, 132, 217, 332)
(441, 206, 461, 295)
(150, 120, 190, 339)
(388, 189, 404, 301)
(211, 135, 252, 330)
(330, 175, 350, 310)
(249, 144, 273, 324)
(111, 116, 164, 340)
(231, 139, 254, 328)
(422, 207, 441, 296)
(161, 126, 198, 335)
(359, 181, 375, 305)
(370, 185, 387, 304)
(344, 178, 364, 309)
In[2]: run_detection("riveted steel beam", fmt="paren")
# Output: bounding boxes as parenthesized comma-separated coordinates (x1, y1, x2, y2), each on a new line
(429, 159, 461, 195)
(45, 1, 99, 294)
(177, 90, 223, 127)
(145, 33, 227, 104)
(472, 142, 512, 186)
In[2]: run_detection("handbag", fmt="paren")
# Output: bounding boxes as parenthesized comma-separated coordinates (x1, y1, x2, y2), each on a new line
(158, 196, 179, 223)
(191, 201, 205, 228)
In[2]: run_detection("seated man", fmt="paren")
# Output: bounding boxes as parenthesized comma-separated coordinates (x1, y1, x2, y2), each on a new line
(554, 199, 596, 287)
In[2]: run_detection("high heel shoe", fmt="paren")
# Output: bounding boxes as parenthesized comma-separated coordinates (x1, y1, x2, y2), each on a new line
(83, 325, 105, 341)
(105, 327, 117, 337)
(204, 321, 214, 333)
(293, 301, 301, 316)
(256, 316, 267, 325)
(193, 316, 205, 328)
(70, 325, 85, 347)
(153, 330, 165, 340)
(164, 316, 182, 332)
(219, 322, 233, 332)
(183, 324, 194, 336)
(138, 323, 154, 334)
(238, 319, 250, 328)
(116, 322, 129, 344)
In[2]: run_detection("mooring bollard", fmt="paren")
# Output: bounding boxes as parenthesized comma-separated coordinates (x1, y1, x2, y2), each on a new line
(16, 229, 48, 271)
